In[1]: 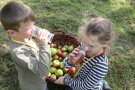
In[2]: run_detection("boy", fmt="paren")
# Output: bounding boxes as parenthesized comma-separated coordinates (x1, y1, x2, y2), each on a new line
(0, 2, 51, 90)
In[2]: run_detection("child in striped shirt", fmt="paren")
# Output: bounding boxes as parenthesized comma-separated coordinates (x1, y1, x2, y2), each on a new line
(55, 17, 115, 90)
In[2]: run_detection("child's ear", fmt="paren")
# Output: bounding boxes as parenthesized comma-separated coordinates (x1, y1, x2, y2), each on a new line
(7, 30, 16, 37)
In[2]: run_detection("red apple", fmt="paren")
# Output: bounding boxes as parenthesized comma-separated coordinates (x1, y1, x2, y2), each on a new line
(68, 67, 76, 76)
(53, 55, 59, 60)
(52, 60, 60, 68)
(63, 68, 69, 73)
(57, 50, 62, 56)
(55, 69, 63, 77)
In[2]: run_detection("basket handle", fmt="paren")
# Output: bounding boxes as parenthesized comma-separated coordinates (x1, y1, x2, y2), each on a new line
(52, 30, 65, 34)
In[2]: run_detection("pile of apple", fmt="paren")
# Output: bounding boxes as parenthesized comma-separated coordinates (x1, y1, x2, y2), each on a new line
(47, 43, 76, 80)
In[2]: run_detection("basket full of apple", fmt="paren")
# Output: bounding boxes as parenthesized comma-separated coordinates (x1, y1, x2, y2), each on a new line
(46, 30, 79, 90)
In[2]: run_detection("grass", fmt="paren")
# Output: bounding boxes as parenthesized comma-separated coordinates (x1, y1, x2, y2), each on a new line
(0, 0, 135, 90)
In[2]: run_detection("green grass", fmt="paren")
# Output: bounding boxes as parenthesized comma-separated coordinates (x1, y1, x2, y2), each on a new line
(0, 0, 135, 90)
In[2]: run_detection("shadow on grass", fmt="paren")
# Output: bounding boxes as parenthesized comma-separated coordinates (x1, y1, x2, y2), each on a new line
(0, 50, 20, 90)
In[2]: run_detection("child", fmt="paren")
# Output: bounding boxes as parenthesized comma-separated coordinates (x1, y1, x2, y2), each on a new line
(55, 17, 115, 90)
(0, 2, 51, 90)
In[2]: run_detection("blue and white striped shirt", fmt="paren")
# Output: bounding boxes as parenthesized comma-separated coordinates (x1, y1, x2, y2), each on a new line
(63, 54, 108, 90)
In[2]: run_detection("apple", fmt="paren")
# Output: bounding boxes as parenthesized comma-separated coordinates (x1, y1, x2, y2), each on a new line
(68, 67, 76, 76)
(62, 52, 68, 58)
(63, 56, 67, 59)
(63, 68, 69, 73)
(50, 43, 57, 48)
(48, 72, 51, 77)
(68, 45, 74, 52)
(61, 47, 67, 52)
(50, 74, 57, 79)
(51, 48, 57, 56)
(64, 73, 69, 76)
(57, 50, 62, 56)
(64, 45, 68, 49)
(52, 60, 60, 68)
(60, 62, 64, 69)
(55, 69, 63, 77)
(53, 55, 59, 60)
(59, 57, 63, 61)
(58, 45, 62, 49)
(49, 67, 57, 74)
(50, 62, 52, 66)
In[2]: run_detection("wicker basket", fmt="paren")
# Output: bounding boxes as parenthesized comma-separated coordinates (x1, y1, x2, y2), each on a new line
(46, 30, 80, 90)
(52, 30, 80, 48)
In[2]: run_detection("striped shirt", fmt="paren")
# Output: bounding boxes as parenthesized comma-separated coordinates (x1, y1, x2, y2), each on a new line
(63, 54, 108, 90)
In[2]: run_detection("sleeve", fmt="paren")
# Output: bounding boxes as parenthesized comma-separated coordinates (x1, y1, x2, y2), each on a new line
(64, 60, 108, 90)
(63, 57, 73, 68)
(13, 45, 51, 77)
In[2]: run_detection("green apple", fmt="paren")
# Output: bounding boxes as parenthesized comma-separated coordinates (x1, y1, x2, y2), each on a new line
(68, 45, 74, 52)
(60, 62, 64, 69)
(51, 48, 57, 56)
(62, 52, 68, 58)
(50, 74, 57, 79)
(50, 62, 52, 66)
(55, 69, 63, 77)
(52, 60, 60, 68)
(58, 45, 62, 49)
(64, 73, 69, 76)
(49, 67, 57, 74)
(64, 45, 68, 49)
(50, 43, 56, 48)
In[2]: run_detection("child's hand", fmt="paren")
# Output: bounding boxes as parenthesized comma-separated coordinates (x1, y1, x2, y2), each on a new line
(68, 46, 80, 64)
(54, 76, 65, 85)
(36, 29, 49, 46)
